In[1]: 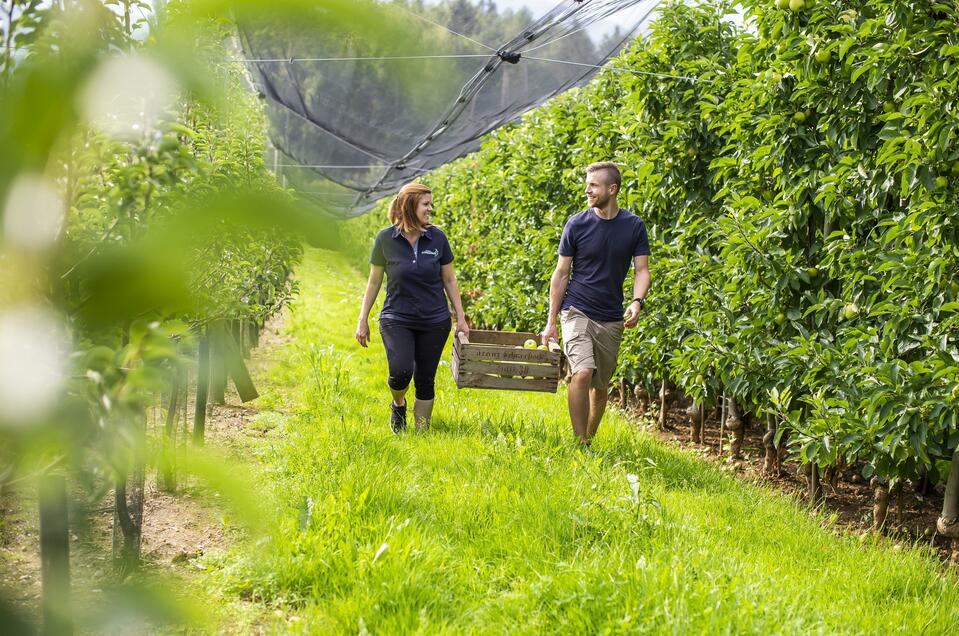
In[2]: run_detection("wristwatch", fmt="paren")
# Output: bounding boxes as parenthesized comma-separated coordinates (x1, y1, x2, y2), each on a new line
(631, 297, 645, 309)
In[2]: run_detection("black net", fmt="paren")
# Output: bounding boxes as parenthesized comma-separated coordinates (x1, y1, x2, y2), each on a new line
(239, 0, 662, 216)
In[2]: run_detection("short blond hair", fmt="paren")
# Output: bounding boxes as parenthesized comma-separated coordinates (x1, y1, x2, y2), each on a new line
(586, 162, 621, 189)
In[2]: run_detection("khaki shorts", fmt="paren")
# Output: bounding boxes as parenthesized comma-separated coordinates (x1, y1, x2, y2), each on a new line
(560, 306, 625, 390)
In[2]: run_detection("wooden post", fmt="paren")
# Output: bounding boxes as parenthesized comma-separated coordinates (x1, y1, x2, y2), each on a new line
(39, 474, 71, 636)
(193, 333, 210, 445)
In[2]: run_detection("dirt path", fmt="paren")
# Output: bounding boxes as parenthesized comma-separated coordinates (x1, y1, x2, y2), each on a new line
(0, 310, 291, 627)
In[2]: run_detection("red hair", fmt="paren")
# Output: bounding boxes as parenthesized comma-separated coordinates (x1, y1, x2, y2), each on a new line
(388, 182, 432, 234)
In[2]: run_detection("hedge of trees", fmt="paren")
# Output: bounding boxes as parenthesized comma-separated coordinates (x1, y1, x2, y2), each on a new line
(352, 0, 959, 559)
(1, 1, 316, 629)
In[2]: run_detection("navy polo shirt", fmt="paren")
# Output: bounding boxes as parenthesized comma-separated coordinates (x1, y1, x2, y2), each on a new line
(370, 225, 455, 326)
(559, 208, 650, 322)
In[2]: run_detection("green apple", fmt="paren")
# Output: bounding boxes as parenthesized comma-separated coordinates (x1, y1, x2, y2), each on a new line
(537, 344, 548, 350)
(789, 0, 805, 11)
(806, 266, 820, 278)
(523, 339, 538, 349)
(814, 49, 831, 63)
(775, 312, 787, 325)
(775, 0, 790, 8)
(792, 111, 808, 124)
(935, 176, 948, 190)
(843, 303, 859, 320)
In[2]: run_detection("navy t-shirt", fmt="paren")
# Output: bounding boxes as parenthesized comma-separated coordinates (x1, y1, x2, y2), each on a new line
(370, 225, 455, 326)
(559, 208, 651, 322)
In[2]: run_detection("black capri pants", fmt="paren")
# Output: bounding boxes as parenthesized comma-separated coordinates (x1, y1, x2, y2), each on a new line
(379, 319, 452, 400)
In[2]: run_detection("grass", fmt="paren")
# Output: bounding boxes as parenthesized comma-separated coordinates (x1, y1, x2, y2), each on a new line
(199, 248, 959, 634)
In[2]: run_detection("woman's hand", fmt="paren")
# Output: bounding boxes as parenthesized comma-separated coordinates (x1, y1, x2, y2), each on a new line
(355, 319, 371, 347)
(455, 317, 470, 340)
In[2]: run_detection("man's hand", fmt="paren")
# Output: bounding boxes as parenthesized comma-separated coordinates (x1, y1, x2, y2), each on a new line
(541, 321, 559, 346)
(623, 301, 641, 328)
(355, 319, 371, 347)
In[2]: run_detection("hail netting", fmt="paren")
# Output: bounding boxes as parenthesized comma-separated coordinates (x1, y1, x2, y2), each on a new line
(237, 0, 663, 217)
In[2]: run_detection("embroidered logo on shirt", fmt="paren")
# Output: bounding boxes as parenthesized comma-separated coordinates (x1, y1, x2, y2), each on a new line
(422, 249, 439, 256)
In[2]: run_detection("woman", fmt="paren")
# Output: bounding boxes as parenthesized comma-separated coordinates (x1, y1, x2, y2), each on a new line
(355, 182, 469, 433)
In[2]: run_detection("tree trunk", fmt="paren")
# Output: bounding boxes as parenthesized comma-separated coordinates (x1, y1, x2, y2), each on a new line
(619, 378, 628, 409)
(158, 369, 182, 492)
(112, 468, 143, 575)
(936, 445, 959, 564)
(762, 414, 778, 477)
(719, 393, 726, 454)
(872, 476, 889, 532)
(806, 462, 823, 507)
(633, 385, 648, 417)
(686, 402, 703, 444)
(193, 333, 210, 445)
(700, 404, 707, 446)
(727, 399, 743, 461)
(209, 322, 227, 406)
(232, 320, 247, 360)
(777, 427, 790, 467)
(658, 382, 668, 429)
(113, 410, 145, 574)
(916, 468, 935, 497)
(895, 481, 904, 526)
(39, 474, 72, 635)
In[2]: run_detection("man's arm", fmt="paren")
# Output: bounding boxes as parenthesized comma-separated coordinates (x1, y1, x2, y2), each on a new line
(623, 255, 650, 328)
(542, 255, 573, 344)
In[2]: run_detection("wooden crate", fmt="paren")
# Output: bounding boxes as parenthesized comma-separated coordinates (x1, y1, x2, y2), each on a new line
(452, 330, 565, 393)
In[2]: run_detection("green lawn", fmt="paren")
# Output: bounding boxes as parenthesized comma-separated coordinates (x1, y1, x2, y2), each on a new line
(201, 248, 959, 634)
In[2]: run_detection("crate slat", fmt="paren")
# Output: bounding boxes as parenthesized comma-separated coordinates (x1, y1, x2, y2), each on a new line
(465, 330, 539, 346)
(452, 330, 565, 393)
(457, 359, 560, 379)
(456, 373, 558, 392)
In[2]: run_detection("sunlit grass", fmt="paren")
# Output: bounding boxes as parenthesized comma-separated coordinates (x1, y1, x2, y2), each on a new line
(203, 248, 959, 634)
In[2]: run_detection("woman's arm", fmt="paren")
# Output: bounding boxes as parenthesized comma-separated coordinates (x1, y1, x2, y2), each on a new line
(356, 265, 385, 347)
(441, 263, 470, 339)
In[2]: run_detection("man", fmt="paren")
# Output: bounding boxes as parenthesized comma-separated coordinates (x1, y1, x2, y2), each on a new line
(541, 162, 651, 445)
